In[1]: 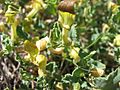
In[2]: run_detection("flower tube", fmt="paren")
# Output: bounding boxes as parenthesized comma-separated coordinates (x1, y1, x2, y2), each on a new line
(5, 4, 20, 42)
(58, 0, 77, 45)
(26, 0, 47, 19)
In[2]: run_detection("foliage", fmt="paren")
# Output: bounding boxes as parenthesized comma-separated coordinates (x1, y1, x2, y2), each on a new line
(0, 0, 120, 90)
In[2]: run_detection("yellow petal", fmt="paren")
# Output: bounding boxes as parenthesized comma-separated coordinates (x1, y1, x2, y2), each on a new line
(38, 68, 46, 77)
(36, 37, 49, 51)
(69, 47, 80, 63)
(24, 40, 39, 56)
(36, 55, 47, 77)
(113, 35, 120, 46)
(35, 55, 47, 70)
(58, 11, 75, 30)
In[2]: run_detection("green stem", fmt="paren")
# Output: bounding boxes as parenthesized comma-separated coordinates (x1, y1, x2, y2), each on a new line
(85, 33, 104, 49)
(11, 23, 17, 42)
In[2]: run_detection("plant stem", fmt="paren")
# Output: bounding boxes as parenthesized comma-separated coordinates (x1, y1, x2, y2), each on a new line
(11, 22, 17, 42)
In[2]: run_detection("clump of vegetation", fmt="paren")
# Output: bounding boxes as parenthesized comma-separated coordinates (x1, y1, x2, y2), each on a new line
(0, 0, 120, 90)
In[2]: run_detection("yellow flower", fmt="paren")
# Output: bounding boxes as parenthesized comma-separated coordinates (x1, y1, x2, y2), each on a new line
(24, 40, 39, 56)
(11, 20, 18, 42)
(58, 11, 75, 30)
(36, 37, 49, 51)
(26, 0, 46, 19)
(58, 0, 77, 46)
(5, 4, 20, 42)
(69, 47, 80, 63)
(35, 55, 47, 68)
(38, 68, 46, 77)
(58, 11, 75, 45)
(108, 1, 119, 13)
(113, 35, 120, 46)
(35, 55, 47, 77)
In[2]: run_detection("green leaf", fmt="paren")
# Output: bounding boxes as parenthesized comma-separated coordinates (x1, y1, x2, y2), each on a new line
(94, 67, 120, 90)
(16, 25, 30, 40)
(62, 74, 73, 84)
(1, 33, 13, 53)
(113, 12, 120, 24)
(117, 0, 120, 4)
(90, 60, 106, 69)
(45, 0, 58, 4)
(72, 67, 85, 77)
(34, 19, 45, 29)
(86, 33, 104, 49)
(70, 25, 77, 41)
(19, 0, 29, 7)
(83, 51, 96, 60)
(45, 0, 58, 15)
(45, 4, 57, 15)
(46, 62, 58, 75)
(49, 22, 62, 47)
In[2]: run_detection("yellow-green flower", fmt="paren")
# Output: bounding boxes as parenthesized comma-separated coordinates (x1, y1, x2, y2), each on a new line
(58, 0, 78, 46)
(108, 1, 119, 13)
(58, 11, 75, 45)
(36, 37, 49, 51)
(35, 55, 47, 77)
(26, 0, 46, 19)
(58, 11, 75, 30)
(5, 4, 20, 42)
(113, 35, 120, 46)
(69, 47, 80, 63)
(24, 40, 39, 61)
